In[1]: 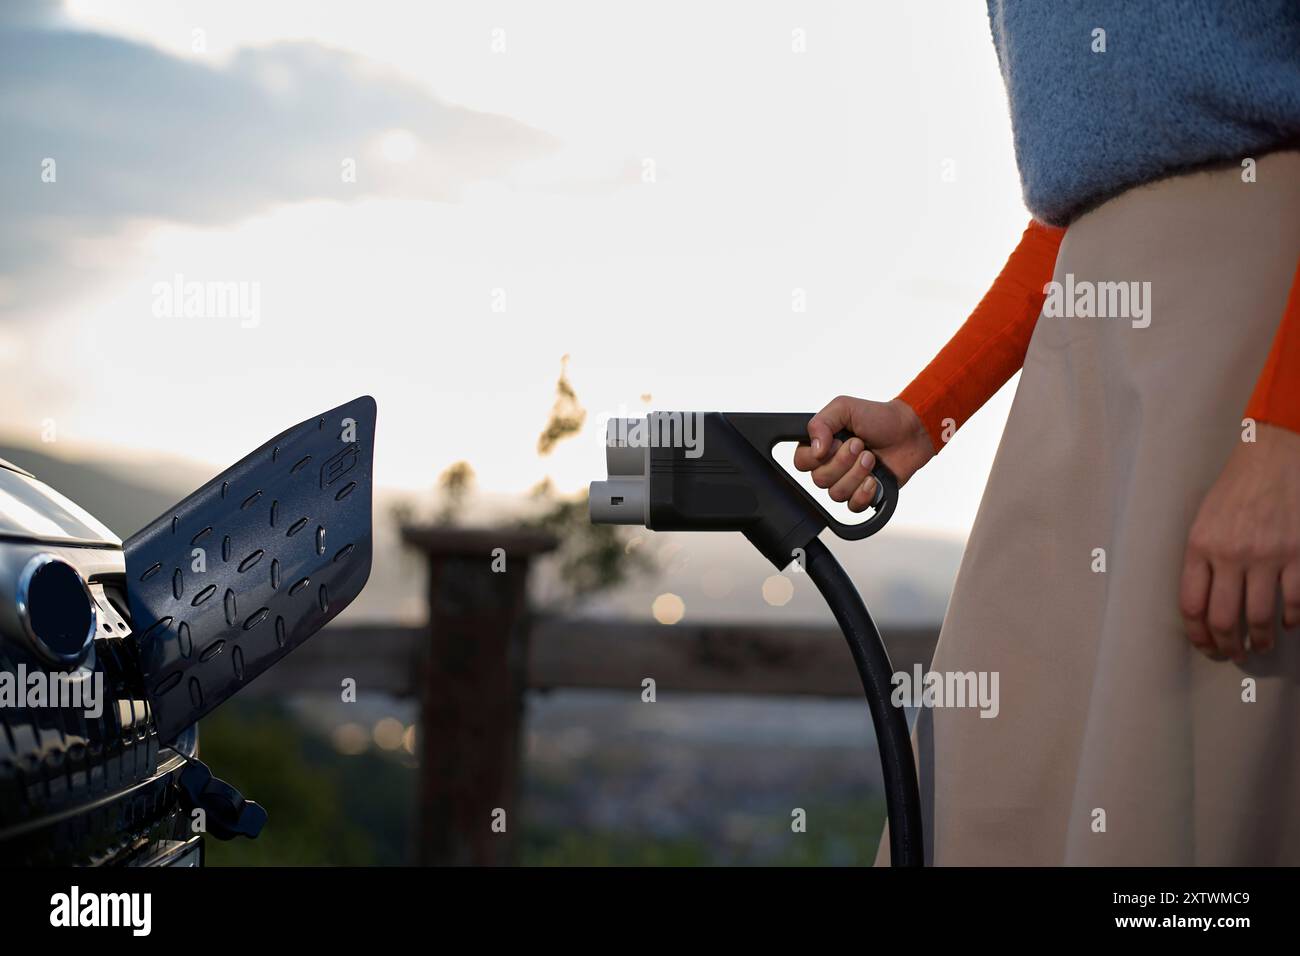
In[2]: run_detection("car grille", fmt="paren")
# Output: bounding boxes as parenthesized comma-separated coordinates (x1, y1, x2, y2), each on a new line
(0, 590, 189, 864)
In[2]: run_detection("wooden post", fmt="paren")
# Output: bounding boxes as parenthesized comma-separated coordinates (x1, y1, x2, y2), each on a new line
(400, 526, 556, 866)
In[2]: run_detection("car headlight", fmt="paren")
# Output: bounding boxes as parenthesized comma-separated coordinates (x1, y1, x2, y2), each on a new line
(15, 554, 97, 668)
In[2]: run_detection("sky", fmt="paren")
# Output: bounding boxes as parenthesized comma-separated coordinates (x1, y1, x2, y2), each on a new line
(0, 0, 1033, 536)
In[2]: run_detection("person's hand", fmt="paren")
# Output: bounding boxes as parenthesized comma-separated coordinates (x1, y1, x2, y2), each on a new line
(1180, 424, 1300, 662)
(794, 396, 936, 512)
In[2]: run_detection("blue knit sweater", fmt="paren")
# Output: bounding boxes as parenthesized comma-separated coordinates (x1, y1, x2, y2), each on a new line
(987, 0, 1300, 226)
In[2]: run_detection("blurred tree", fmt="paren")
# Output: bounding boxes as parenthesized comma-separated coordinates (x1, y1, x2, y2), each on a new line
(388, 496, 417, 528)
(435, 460, 475, 525)
(401, 355, 654, 606)
(535, 354, 586, 455)
(521, 478, 653, 608)
(522, 355, 654, 605)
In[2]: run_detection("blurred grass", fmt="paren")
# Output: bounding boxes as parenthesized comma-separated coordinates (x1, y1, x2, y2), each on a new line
(518, 829, 712, 866)
(195, 700, 886, 866)
(764, 799, 887, 866)
(518, 798, 885, 866)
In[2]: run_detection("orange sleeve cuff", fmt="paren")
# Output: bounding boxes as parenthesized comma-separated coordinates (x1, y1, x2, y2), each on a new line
(1244, 258, 1300, 434)
(897, 219, 1065, 452)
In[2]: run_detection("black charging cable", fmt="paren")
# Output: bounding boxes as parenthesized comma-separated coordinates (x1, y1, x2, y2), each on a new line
(804, 537, 924, 866)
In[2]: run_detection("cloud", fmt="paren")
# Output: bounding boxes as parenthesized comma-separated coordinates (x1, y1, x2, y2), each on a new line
(0, 0, 62, 29)
(0, 2, 557, 315)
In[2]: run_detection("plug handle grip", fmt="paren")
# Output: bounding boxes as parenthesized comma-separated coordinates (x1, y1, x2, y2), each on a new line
(724, 412, 899, 541)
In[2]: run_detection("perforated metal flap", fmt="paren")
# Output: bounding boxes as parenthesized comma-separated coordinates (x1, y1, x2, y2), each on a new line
(124, 396, 375, 743)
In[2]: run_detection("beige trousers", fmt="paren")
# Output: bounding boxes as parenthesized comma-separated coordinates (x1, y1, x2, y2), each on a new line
(880, 152, 1300, 865)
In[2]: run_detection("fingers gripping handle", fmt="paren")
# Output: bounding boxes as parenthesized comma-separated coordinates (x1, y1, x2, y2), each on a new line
(725, 412, 899, 541)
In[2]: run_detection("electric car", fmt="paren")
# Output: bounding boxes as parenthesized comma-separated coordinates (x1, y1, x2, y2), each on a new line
(0, 397, 375, 866)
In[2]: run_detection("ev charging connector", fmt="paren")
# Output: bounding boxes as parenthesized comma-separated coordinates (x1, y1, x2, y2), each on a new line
(590, 411, 924, 866)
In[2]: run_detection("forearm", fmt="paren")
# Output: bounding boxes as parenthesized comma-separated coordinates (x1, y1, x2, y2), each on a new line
(897, 220, 1065, 452)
